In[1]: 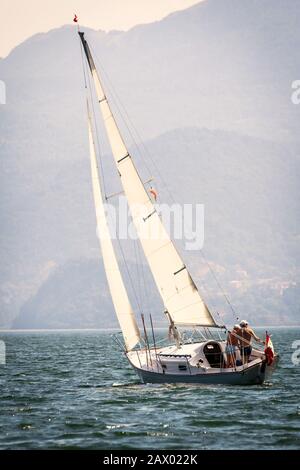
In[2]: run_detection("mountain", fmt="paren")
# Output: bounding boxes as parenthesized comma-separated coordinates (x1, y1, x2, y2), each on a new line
(1, 0, 299, 143)
(0, 0, 299, 328)
(12, 259, 115, 329)
(12, 258, 164, 329)
(6, 126, 300, 328)
(12, 253, 299, 329)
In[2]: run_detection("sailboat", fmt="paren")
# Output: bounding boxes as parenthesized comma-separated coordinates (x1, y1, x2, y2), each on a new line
(78, 29, 278, 385)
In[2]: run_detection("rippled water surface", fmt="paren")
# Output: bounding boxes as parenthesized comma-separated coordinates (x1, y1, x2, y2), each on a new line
(0, 328, 299, 449)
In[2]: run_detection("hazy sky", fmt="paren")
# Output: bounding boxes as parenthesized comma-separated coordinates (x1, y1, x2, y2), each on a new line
(1, 0, 203, 58)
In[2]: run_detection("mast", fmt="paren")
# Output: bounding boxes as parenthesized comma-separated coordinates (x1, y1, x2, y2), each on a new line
(80, 31, 217, 328)
(87, 102, 141, 351)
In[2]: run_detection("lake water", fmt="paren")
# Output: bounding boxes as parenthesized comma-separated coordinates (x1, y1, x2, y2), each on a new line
(0, 328, 299, 449)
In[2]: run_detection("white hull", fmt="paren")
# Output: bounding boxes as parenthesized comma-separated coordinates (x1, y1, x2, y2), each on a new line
(127, 340, 278, 385)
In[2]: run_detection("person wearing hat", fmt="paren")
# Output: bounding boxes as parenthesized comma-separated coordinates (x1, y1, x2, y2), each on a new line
(225, 324, 241, 368)
(239, 320, 263, 364)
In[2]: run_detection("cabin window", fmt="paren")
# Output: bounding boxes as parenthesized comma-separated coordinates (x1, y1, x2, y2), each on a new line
(178, 364, 187, 371)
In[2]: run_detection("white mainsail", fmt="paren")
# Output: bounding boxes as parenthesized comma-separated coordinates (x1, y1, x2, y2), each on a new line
(87, 104, 141, 350)
(80, 32, 216, 327)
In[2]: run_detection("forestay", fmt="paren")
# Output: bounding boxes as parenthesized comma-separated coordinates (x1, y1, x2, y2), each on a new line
(87, 107, 141, 350)
(80, 32, 216, 328)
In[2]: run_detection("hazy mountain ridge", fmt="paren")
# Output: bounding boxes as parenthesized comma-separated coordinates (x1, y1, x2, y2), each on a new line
(12, 259, 116, 329)
(1, 0, 299, 142)
(13, 249, 299, 329)
(13, 258, 165, 330)
(0, 0, 299, 328)
(5, 126, 300, 328)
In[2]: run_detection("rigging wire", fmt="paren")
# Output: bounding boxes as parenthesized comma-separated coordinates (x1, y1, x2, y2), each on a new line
(133, 236, 151, 316)
(80, 45, 108, 200)
(89, 42, 177, 205)
(132, 237, 143, 310)
(88, 39, 240, 325)
(78, 25, 108, 202)
(199, 250, 239, 322)
(115, 219, 144, 316)
(88, 40, 160, 317)
(85, 31, 240, 326)
(77, 28, 145, 317)
(78, 25, 88, 90)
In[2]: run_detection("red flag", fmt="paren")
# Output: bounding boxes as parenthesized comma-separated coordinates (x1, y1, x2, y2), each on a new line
(264, 331, 274, 366)
(150, 187, 158, 201)
(73, 14, 78, 23)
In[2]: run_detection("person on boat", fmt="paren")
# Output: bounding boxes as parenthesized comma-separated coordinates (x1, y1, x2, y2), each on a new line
(168, 322, 181, 346)
(239, 320, 264, 364)
(225, 324, 240, 368)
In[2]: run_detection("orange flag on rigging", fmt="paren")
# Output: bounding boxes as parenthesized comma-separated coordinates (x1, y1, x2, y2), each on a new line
(149, 187, 158, 201)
